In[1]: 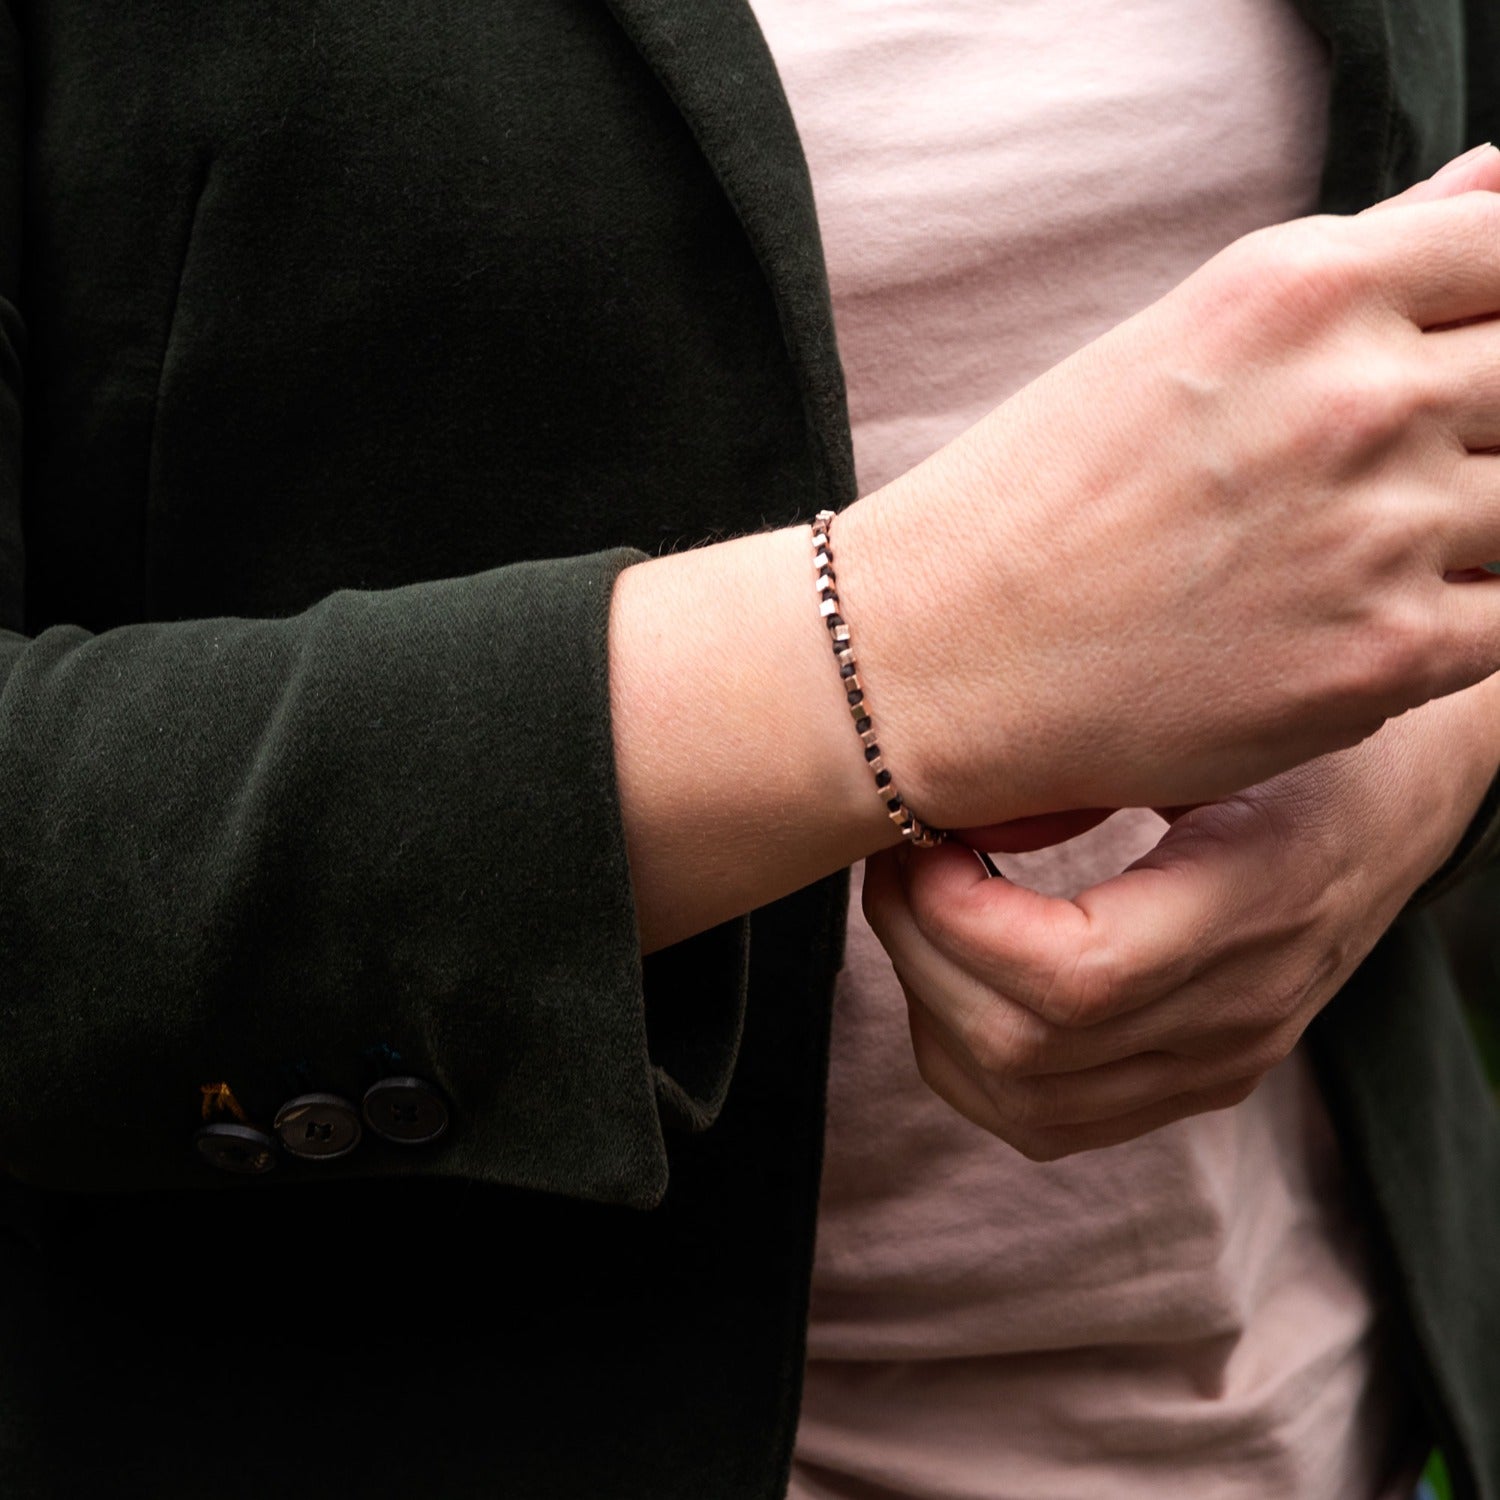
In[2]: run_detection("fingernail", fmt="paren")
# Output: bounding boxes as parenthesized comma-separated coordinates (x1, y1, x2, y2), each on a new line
(1435, 141, 1497, 178)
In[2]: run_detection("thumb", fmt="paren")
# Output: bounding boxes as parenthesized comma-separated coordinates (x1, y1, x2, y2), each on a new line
(1151, 802, 1207, 825)
(889, 838, 1090, 993)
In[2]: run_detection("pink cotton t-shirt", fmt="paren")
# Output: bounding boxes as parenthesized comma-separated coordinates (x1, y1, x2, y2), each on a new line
(738, 2, 1431, 1497)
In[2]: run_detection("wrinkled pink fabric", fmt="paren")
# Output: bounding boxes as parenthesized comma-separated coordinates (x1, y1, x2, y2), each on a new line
(741, 2, 1430, 1496)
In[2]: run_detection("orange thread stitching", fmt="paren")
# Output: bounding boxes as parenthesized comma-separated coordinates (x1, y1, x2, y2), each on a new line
(200, 1081, 250, 1124)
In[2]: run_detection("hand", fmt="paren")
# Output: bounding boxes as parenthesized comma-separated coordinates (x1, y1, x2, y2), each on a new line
(862, 674, 1500, 1161)
(830, 144, 1500, 827)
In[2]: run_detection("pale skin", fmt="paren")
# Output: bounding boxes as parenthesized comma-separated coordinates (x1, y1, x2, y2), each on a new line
(609, 144, 1500, 1155)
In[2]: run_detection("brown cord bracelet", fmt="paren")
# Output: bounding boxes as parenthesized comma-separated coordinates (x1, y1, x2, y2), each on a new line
(811, 509, 948, 848)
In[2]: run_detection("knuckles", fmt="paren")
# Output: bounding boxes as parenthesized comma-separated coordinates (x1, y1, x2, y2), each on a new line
(1033, 934, 1145, 1028)
(1234, 1027, 1300, 1080)
(960, 1002, 1056, 1080)
(1219, 216, 1370, 333)
(1290, 356, 1424, 467)
(1210, 218, 1435, 463)
(1337, 594, 1447, 711)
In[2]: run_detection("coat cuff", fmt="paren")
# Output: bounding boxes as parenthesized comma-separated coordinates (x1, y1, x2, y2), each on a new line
(0, 548, 754, 1208)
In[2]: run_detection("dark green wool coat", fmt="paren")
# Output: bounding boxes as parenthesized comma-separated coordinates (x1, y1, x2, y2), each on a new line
(0, 0, 1495, 1494)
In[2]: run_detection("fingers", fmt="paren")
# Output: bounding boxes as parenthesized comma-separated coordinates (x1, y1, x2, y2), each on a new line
(865, 846, 1079, 1064)
(1353, 143, 1500, 328)
(1428, 467, 1500, 583)
(1425, 316, 1500, 455)
(872, 843, 1287, 1078)
(873, 842, 1096, 1022)
(904, 996, 1011, 1139)
(1365, 190, 1500, 329)
(1438, 457, 1500, 578)
(886, 836, 1229, 1029)
(939, 1007, 1268, 1127)
(877, 832, 1311, 1160)
(1430, 560, 1500, 693)
(1359, 141, 1500, 216)
(901, 905, 1306, 1085)
(1019, 1079, 1263, 1161)
(906, 989, 1268, 1162)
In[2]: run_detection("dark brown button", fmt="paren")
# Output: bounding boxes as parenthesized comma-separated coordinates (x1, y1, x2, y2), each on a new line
(196, 1123, 277, 1176)
(273, 1093, 361, 1160)
(362, 1077, 449, 1145)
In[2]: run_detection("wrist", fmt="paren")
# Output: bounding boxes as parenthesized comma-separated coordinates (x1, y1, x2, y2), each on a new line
(826, 479, 1034, 829)
(608, 523, 901, 953)
(762, 520, 910, 858)
(808, 508, 951, 849)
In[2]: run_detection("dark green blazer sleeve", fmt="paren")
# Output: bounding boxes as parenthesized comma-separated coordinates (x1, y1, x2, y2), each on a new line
(0, 0, 751, 1206)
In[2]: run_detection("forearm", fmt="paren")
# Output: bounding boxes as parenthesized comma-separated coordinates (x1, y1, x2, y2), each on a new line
(609, 519, 918, 954)
(613, 148, 1500, 954)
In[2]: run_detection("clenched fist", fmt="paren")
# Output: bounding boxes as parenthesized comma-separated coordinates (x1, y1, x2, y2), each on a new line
(831, 144, 1500, 826)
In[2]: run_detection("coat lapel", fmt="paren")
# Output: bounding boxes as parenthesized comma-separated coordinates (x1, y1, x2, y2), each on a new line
(599, 0, 857, 512)
(602, 0, 1468, 514)
(1286, 0, 1466, 211)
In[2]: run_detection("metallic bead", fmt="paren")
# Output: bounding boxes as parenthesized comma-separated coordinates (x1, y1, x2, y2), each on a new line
(811, 506, 947, 851)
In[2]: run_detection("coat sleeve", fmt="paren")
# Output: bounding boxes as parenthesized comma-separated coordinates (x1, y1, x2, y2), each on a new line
(0, 8, 748, 1207)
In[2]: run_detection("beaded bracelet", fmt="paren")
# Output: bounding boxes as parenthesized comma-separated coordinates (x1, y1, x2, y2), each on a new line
(811, 509, 948, 848)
